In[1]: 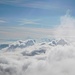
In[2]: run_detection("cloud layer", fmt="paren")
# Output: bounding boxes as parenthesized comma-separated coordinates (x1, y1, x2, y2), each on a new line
(0, 38, 75, 75)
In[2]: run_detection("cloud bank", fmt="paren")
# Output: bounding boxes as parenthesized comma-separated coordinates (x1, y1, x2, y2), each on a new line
(0, 38, 75, 75)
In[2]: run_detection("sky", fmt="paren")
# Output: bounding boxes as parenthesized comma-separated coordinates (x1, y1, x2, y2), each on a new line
(0, 0, 75, 43)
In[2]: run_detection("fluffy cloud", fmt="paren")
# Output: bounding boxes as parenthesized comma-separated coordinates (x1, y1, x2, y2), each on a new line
(0, 38, 75, 75)
(54, 11, 75, 42)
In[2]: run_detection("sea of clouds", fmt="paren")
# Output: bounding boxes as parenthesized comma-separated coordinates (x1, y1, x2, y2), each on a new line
(0, 12, 75, 75)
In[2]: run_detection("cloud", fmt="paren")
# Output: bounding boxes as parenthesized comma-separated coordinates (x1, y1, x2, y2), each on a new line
(0, 8, 75, 75)
(6, 39, 35, 51)
(1, 38, 75, 75)
(0, 19, 6, 23)
(19, 19, 40, 25)
(0, 26, 55, 41)
(54, 10, 75, 42)
(0, 0, 66, 10)
(0, 39, 68, 51)
(1, 11, 75, 42)
(0, 0, 22, 4)
(21, 1, 60, 9)
(0, 10, 75, 44)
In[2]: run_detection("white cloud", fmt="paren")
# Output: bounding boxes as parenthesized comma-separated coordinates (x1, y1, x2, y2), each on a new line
(1, 38, 75, 75)
(54, 11, 75, 42)
(19, 19, 40, 25)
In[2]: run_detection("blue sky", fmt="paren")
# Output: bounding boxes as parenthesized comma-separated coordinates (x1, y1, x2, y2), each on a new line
(0, 0, 75, 42)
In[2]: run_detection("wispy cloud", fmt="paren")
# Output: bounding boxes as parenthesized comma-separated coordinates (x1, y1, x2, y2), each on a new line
(0, 19, 6, 23)
(0, 26, 54, 41)
(21, 1, 60, 9)
(19, 19, 40, 25)
(0, 0, 22, 4)
(0, 0, 63, 10)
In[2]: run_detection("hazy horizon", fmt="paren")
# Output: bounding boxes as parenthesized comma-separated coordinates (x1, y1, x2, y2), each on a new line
(0, 0, 75, 43)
